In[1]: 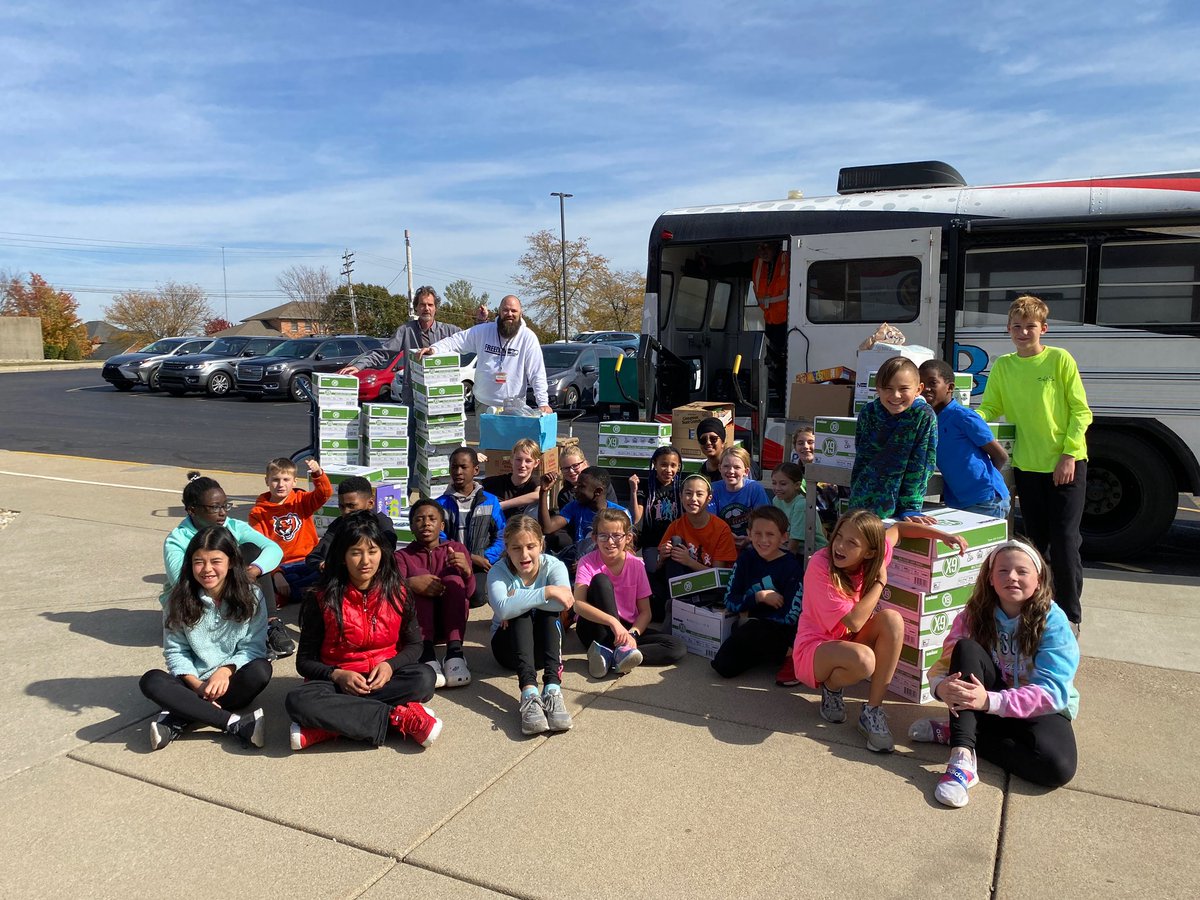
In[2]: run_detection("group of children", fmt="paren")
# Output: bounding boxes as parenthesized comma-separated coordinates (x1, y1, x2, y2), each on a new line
(140, 295, 1087, 810)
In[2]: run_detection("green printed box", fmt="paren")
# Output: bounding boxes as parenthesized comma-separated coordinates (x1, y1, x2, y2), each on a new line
(363, 419, 408, 438)
(668, 567, 734, 599)
(880, 582, 974, 617)
(319, 436, 360, 452)
(879, 601, 963, 649)
(670, 598, 737, 660)
(410, 354, 461, 386)
(596, 454, 654, 470)
(598, 433, 671, 451)
(364, 453, 408, 467)
(415, 438, 464, 457)
(362, 403, 409, 420)
(318, 421, 359, 441)
(319, 451, 359, 467)
(415, 422, 466, 445)
(895, 507, 1008, 562)
(987, 422, 1016, 440)
(413, 407, 468, 427)
(379, 466, 410, 483)
(314, 372, 359, 392)
(598, 421, 672, 439)
(366, 436, 409, 451)
(416, 459, 452, 480)
(413, 381, 465, 399)
(318, 407, 361, 422)
(323, 464, 384, 485)
(890, 543, 999, 592)
(813, 416, 856, 468)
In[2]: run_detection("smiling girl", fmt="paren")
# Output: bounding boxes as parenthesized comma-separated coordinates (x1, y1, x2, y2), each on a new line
(710, 447, 770, 550)
(913, 540, 1079, 808)
(792, 509, 967, 753)
(657, 474, 737, 581)
(139, 527, 271, 751)
(285, 512, 441, 751)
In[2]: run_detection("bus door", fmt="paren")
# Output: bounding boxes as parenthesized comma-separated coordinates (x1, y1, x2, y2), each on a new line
(786, 227, 942, 390)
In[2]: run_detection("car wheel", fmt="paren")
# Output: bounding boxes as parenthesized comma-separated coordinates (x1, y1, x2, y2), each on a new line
(565, 385, 581, 409)
(289, 373, 312, 402)
(206, 371, 233, 397)
(113, 382, 134, 392)
(147, 369, 161, 392)
(463, 380, 475, 411)
(377, 384, 391, 401)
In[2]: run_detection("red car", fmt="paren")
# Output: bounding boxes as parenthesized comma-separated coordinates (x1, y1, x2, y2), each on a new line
(355, 352, 403, 401)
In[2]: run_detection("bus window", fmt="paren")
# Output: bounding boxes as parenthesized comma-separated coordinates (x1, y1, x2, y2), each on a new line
(806, 256, 921, 324)
(658, 271, 674, 331)
(708, 282, 732, 330)
(962, 244, 1086, 325)
(1098, 240, 1200, 325)
(675, 275, 708, 331)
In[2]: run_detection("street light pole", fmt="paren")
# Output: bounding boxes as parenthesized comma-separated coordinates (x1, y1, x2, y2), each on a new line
(550, 191, 573, 339)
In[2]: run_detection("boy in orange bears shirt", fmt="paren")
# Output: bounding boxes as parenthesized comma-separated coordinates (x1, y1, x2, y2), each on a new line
(250, 457, 332, 605)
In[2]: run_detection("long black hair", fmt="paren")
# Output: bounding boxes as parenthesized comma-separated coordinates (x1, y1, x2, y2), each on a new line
(165, 526, 258, 632)
(182, 470, 222, 509)
(316, 510, 409, 638)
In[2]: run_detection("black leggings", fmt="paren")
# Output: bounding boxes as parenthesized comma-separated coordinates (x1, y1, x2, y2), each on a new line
(575, 574, 686, 666)
(240, 542, 278, 611)
(711, 618, 794, 678)
(284, 664, 436, 745)
(1013, 464, 1087, 625)
(490, 609, 563, 689)
(139, 658, 272, 730)
(946, 638, 1077, 788)
(470, 563, 490, 608)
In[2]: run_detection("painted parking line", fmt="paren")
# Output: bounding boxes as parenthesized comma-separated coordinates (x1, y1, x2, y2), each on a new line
(65, 385, 116, 392)
(0, 470, 180, 494)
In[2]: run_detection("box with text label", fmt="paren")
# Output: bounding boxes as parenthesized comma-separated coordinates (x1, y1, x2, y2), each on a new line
(670, 598, 737, 660)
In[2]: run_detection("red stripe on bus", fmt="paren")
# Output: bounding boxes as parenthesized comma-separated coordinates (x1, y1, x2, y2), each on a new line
(983, 177, 1200, 192)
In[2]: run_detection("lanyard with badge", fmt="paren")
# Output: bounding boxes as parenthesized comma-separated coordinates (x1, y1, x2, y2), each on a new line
(495, 327, 513, 385)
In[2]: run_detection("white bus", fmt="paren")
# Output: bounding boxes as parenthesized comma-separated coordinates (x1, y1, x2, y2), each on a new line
(638, 161, 1200, 557)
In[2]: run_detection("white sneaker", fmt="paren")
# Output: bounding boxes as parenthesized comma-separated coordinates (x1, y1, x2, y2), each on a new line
(443, 656, 471, 687)
(935, 749, 979, 808)
(425, 658, 447, 689)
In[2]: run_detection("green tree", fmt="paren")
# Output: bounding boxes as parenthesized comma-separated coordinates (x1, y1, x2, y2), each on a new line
(441, 278, 490, 330)
(576, 268, 646, 333)
(104, 282, 214, 342)
(1, 272, 90, 357)
(321, 283, 408, 336)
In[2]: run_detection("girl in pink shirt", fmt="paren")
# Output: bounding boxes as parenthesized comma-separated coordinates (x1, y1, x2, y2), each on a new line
(573, 509, 686, 679)
(792, 510, 967, 753)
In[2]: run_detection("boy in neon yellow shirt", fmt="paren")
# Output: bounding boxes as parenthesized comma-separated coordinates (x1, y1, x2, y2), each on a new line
(977, 295, 1092, 631)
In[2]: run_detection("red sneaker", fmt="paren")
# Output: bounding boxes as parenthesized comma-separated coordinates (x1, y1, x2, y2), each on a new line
(775, 656, 801, 687)
(289, 721, 338, 750)
(389, 702, 442, 747)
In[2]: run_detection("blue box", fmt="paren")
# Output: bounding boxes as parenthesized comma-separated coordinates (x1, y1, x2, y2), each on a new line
(479, 413, 558, 451)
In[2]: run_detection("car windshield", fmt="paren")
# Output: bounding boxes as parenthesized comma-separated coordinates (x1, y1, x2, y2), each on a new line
(201, 338, 245, 355)
(141, 339, 183, 353)
(542, 347, 582, 370)
(265, 339, 321, 358)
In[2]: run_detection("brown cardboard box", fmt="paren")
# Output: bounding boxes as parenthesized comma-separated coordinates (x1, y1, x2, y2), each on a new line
(671, 402, 734, 457)
(787, 383, 853, 424)
(483, 446, 561, 477)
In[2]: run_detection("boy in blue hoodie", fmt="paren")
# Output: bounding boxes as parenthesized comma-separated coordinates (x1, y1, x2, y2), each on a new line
(437, 447, 505, 608)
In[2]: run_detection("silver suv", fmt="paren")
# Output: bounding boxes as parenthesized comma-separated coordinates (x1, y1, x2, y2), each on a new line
(101, 337, 212, 392)
(159, 336, 286, 397)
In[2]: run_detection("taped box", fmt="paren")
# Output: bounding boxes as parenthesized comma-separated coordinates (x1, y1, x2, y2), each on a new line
(895, 507, 1008, 563)
(879, 600, 963, 649)
(670, 599, 737, 660)
(671, 402, 734, 457)
(668, 567, 734, 599)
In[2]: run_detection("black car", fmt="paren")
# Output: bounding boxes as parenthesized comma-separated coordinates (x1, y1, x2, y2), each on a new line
(235, 335, 383, 401)
(101, 336, 212, 391)
(159, 336, 287, 397)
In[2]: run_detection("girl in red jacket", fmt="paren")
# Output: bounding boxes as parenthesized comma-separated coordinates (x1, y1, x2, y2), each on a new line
(396, 498, 476, 689)
(285, 511, 442, 750)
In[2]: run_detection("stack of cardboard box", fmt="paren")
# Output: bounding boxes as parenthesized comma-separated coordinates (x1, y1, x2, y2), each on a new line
(314, 463, 386, 530)
(882, 507, 1009, 703)
(667, 568, 736, 659)
(595, 421, 673, 471)
(410, 354, 465, 497)
(314, 374, 361, 466)
(478, 412, 559, 480)
(360, 402, 410, 485)
(813, 415, 1015, 474)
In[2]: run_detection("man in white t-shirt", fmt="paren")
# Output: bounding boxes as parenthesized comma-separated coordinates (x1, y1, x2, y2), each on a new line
(417, 295, 551, 413)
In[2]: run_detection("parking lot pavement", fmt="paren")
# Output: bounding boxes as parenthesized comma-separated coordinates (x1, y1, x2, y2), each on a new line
(1, 450, 1197, 897)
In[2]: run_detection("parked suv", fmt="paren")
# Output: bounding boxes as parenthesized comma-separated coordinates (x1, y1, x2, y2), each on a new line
(101, 336, 212, 391)
(159, 336, 286, 397)
(235, 335, 383, 401)
(539, 342, 625, 410)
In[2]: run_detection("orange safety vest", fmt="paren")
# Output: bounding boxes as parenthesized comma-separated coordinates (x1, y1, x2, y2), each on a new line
(752, 250, 789, 326)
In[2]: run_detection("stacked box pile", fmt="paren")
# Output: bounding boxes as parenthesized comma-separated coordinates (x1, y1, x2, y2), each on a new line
(595, 421, 672, 471)
(668, 568, 736, 659)
(314, 374, 361, 466)
(360, 402, 410, 484)
(882, 507, 1009, 703)
(851, 343, 934, 416)
(314, 464, 385, 530)
(410, 354, 465, 496)
(854, 370, 974, 416)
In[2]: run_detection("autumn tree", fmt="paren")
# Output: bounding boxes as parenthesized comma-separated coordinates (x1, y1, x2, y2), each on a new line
(513, 230, 608, 339)
(204, 317, 234, 335)
(575, 268, 645, 333)
(0, 271, 90, 358)
(104, 282, 214, 342)
(277, 264, 335, 334)
(321, 284, 407, 336)
(440, 278, 490, 330)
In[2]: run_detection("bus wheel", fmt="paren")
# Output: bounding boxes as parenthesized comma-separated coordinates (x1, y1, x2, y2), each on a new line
(1079, 430, 1176, 559)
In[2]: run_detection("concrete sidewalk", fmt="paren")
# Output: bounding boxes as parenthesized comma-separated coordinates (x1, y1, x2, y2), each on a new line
(0, 449, 1196, 899)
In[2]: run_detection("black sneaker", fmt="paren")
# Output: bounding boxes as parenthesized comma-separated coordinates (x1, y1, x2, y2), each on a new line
(149, 711, 186, 751)
(266, 618, 295, 660)
(227, 708, 265, 749)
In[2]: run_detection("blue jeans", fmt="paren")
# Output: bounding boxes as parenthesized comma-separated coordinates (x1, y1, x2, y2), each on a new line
(959, 493, 1011, 520)
(279, 560, 320, 596)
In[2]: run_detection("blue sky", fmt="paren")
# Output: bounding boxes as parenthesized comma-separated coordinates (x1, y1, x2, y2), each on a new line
(3, 0, 1199, 324)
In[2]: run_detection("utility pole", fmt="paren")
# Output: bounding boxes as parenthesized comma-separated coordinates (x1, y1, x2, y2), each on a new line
(550, 192, 573, 339)
(341, 249, 358, 333)
(404, 230, 415, 318)
(221, 246, 229, 320)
